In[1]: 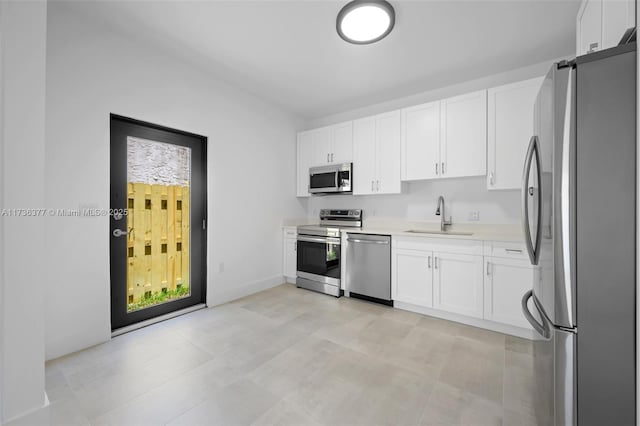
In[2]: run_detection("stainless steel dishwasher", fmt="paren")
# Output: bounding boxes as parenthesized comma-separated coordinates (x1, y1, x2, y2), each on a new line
(345, 233, 392, 306)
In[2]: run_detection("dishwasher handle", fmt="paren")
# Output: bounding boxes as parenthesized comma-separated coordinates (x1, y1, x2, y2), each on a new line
(347, 238, 389, 245)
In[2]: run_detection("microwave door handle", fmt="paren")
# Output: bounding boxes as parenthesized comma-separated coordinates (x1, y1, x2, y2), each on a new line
(335, 171, 339, 189)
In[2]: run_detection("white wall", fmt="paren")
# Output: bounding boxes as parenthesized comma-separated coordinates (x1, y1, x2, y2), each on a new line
(306, 178, 520, 225)
(1, 0, 48, 423)
(45, 2, 306, 360)
(303, 58, 569, 225)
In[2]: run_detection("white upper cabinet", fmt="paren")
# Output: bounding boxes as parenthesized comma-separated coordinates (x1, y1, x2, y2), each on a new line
(375, 110, 402, 194)
(296, 131, 314, 197)
(307, 122, 353, 167)
(577, 0, 635, 55)
(440, 90, 487, 179)
(353, 111, 401, 195)
(487, 77, 543, 190)
(602, 0, 635, 48)
(308, 126, 331, 166)
(330, 121, 354, 164)
(401, 101, 441, 180)
(353, 116, 377, 194)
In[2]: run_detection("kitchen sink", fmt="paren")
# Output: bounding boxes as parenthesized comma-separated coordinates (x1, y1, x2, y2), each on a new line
(405, 229, 474, 236)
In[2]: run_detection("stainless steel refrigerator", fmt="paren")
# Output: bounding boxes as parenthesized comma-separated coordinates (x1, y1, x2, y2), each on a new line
(521, 42, 636, 426)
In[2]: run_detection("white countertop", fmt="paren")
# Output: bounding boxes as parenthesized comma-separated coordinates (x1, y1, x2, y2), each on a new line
(283, 218, 524, 243)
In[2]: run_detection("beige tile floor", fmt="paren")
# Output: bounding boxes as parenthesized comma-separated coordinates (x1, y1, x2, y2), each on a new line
(46, 284, 542, 426)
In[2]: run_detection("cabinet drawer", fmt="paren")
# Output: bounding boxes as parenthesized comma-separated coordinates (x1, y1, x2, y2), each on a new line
(490, 241, 528, 260)
(394, 236, 482, 255)
(283, 227, 297, 239)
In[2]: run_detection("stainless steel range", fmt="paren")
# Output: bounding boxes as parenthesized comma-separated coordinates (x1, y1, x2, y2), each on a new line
(296, 209, 362, 297)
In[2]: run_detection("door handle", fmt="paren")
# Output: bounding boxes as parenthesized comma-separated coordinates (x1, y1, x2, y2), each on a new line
(113, 229, 127, 237)
(327, 153, 330, 163)
(427, 256, 431, 269)
(434, 256, 438, 269)
(331, 153, 334, 162)
(486, 261, 491, 275)
(376, 180, 380, 192)
(521, 290, 551, 339)
(441, 162, 445, 174)
(371, 180, 374, 192)
(435, 163, 438, 175)
(521, 135, 542, 265)
(346, 238, 389, 245)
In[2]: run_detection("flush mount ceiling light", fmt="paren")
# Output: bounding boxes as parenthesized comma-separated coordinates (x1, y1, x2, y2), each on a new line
(336, 0, 395, 45)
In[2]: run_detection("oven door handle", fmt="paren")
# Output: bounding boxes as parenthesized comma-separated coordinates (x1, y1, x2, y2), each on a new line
(297, 236, 341, 245)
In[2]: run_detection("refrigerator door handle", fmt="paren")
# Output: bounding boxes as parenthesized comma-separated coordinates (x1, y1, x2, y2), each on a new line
(521, 136, 542, 265)
(521, 290, 551, 339)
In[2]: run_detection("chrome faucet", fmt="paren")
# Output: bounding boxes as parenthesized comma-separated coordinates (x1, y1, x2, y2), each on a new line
(435, 195, 452, 232)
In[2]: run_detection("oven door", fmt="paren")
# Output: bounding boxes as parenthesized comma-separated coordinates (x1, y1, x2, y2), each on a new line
(296, 235, 341, 286)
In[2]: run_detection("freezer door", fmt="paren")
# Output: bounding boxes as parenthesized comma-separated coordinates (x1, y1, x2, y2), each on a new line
(521, 289, 575, 426)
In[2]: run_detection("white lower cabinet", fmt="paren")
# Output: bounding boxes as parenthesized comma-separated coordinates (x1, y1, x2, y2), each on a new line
(483, 256, 535, 329)
(391, 236, 536, 337)
(283, 228, 297, 283)
(432, 252, 484, 319)
(392, 249, 433, 307)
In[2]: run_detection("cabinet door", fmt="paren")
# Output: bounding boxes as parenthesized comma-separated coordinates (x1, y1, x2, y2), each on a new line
(392, 249, 433, 307)
(311, 126, 331, 166)
(433, 252, 484, 318)
(296, 131, 313, 197)
(375, 110, 402, 194)
(483, 257, 534, 329)
(487, 77, 542, 190)
(401, 101, 441, 181)
(283, 238, 297, 279)
(440, 90, 487, 178)
(602, 0, 635, 49)
(353, 116, 377, 195)
(577, 0, 603, 55)
(330, 121, 353, 164)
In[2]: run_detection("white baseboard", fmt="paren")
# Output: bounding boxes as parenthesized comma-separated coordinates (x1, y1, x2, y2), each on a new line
(209, 275, 285, 306)
(394, 301, 537, 340)
(3, 392, 50, 426)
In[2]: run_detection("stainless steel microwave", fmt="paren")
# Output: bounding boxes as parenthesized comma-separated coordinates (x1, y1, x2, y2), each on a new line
(309, 163, 352, 195)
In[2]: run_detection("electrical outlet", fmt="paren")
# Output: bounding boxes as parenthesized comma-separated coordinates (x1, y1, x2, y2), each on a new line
(468, 210, 480, 221)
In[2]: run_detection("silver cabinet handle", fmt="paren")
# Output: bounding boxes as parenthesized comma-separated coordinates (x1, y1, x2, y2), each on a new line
(371, 180, 374, 192)
(441, 162, 445, 174)
(331, 153, 334, 162)
(489, 172, 494, 185)
(435, 163, 438, 175)
(376, 180, 380, 192)
(327, 153, 330, 163)
(113, 229, 127, 237)
(486, 261, 491, 275)
(434, 257, 438, 269)
(427, 256, 431, 269)
(505, 248, 523, 254)
(294, 242, 297, 251)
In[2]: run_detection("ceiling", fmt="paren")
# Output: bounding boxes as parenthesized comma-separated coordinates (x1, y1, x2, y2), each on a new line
(63, 0, 581, 119)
